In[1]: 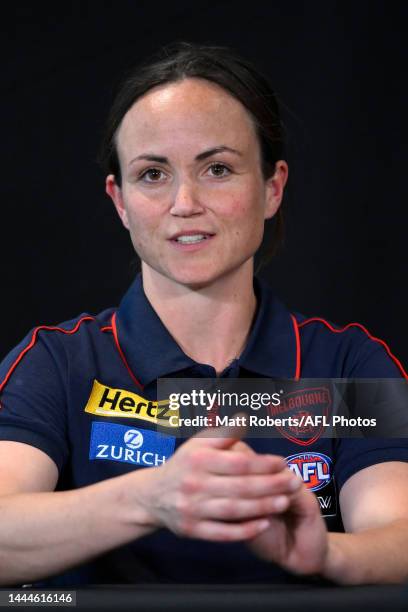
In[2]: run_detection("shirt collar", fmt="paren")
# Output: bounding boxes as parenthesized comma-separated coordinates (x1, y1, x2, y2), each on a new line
(115, 274, 298, 387)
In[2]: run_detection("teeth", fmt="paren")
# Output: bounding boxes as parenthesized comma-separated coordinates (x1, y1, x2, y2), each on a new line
(176, 234, 208, 244)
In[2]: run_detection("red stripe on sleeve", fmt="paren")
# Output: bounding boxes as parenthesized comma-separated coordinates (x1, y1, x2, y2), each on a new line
(0, 316, 95, 396)
(297, 317, 408, 379)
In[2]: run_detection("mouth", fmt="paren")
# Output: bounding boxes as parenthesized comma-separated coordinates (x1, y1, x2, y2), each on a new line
(173, 233, 213, 244)
(169, 231, 216, 250)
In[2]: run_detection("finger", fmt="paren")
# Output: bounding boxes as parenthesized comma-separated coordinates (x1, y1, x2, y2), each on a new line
(230, 440, 256, 454)
(192, 413, 248, 450)
(197, 448, 287, 476)
(199, 494, 290, 520)
(205, 469, 302, 497)
(191, 517, 271, 542)
(284, 480, 320, 517)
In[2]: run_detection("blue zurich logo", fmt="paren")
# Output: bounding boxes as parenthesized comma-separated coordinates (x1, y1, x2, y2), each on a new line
(124, 429, 144, 449)
(89, 422, 175, 466)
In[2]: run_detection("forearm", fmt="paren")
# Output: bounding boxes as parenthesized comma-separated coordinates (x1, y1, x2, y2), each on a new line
(0, 469, 157, 585)
(322, 520, 408, 584)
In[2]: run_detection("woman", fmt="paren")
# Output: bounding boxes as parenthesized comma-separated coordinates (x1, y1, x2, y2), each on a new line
(0, 42, 407, 586)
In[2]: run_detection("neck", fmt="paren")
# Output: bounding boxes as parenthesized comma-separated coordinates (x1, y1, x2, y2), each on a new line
(141, 262, 257, 374)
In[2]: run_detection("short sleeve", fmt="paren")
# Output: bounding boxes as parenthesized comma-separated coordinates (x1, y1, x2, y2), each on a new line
(335, 439, 408, 490)
(0, 332, 69, 473)
(335, 337, 408, 490)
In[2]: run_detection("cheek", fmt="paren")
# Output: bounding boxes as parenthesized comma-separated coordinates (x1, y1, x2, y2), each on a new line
(126, 202, 159, 233)
(224, 195, 254, 219)
(126, 206, 165, 256)
(228, 181, 264, 214)
(227, 194, 265, 226)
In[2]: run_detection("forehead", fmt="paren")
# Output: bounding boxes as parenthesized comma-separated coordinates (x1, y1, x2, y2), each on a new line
(116, 78, 259, 162)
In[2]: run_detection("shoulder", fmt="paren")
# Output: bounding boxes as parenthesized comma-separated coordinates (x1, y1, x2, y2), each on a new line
(0, 307, 116, 392)
(291, 312, 407, 378)
(254, 276, 406, 378)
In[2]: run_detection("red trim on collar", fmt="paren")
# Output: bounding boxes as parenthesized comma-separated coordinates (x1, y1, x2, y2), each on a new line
(298, 317, 408, 379)
(290, 314, 301, 380)
(111, 312, 144, 390)
(0, 316, 95, 397)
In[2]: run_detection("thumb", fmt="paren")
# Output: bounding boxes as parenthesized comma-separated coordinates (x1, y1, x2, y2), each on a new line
(193, 412, 248, 449)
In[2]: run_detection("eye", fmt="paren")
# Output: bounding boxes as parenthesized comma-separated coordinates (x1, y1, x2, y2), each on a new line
(207, 163, 231, 178)
(139, 168, 167, 183)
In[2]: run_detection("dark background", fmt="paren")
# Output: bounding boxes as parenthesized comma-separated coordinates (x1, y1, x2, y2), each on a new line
(2, 0, 407, 366)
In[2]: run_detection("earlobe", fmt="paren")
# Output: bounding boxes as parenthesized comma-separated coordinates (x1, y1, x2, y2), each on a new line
(106, 174, 130, 230)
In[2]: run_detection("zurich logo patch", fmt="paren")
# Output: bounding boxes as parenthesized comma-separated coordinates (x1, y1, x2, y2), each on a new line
(89, 422, 175, 466)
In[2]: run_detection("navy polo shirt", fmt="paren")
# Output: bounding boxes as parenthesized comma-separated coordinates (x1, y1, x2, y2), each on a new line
(0, 274, 407, 586)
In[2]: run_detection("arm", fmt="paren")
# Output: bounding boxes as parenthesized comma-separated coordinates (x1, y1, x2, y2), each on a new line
(321, 461, 408, 584)
(0, 441, 157, 585)
(248, 458, 408, 583)
(0, 429, 298, 585)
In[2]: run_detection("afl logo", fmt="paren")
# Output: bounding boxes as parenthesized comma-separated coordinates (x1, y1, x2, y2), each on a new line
(124, 429, 144, 449)
(286, 452, 332, 492)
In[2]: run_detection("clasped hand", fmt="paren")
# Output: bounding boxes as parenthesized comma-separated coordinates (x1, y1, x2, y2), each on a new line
(142, 424, 328, 576)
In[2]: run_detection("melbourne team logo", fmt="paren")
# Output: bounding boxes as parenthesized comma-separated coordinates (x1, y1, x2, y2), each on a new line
(84, 380, 179, 427)
(89, 422, 176, 466)
(268, 386, 331, 445)
(286, 452, 337, 517)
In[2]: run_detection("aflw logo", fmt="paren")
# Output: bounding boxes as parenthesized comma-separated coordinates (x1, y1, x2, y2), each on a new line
(317, 496, 331, 510)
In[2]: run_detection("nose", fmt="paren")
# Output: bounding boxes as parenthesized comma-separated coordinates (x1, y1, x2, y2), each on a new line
(169, 179, 204, 217)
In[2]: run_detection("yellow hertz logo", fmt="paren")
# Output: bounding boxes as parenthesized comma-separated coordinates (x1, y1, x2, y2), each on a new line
(84, 380, 179, 427)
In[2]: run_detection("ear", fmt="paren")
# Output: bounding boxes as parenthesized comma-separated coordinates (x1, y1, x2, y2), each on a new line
(105, 174, 130, 230)
(264, 160, 289, 220)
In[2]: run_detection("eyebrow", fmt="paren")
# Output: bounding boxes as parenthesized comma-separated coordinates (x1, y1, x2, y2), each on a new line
(128, 145, 242, 167)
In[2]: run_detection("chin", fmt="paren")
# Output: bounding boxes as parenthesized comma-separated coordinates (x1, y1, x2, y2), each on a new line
(171, 272, 220, 290)
(143, 257, 251, 290)
(163, 264, 230, 290)
(166, 263, 248, 291)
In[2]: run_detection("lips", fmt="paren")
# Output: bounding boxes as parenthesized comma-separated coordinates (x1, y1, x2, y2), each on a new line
(168, 230, 216, 251)
(169, 230, 215, 243)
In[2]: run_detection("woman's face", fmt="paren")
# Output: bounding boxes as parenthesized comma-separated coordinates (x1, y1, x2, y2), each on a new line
(106, 77, 288, 289)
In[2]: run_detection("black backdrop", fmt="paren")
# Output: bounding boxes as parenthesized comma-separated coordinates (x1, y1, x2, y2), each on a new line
(2, 0, 407, 367)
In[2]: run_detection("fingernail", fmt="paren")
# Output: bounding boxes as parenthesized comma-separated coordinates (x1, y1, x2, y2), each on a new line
(289, 477, 302, 491)
(274, 495, 288, 510)
(258, 519, 270, 531)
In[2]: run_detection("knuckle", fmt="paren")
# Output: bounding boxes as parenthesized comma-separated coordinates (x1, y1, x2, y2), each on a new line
(260, 497, 278, 513)
(173, 494, 189, 516)
(242, 521, 261, 538)
(176, 516, 195, 536)
(266, 474, 284, 492)
(189, 447, 210, 469)
(180, 474, 201, 495)
(273, 456, 287, 470)
(233, 454, 250, 472)
(218, 498, 236, 518)
(179, 518, 194, 536)
(234, 479, 249, 497)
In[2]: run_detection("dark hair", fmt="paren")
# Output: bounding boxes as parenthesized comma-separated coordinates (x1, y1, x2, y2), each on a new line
(98, 41, 287, 257)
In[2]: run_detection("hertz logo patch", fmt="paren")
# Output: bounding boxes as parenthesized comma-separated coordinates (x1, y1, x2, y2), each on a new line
(84, 380, 178, 427)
